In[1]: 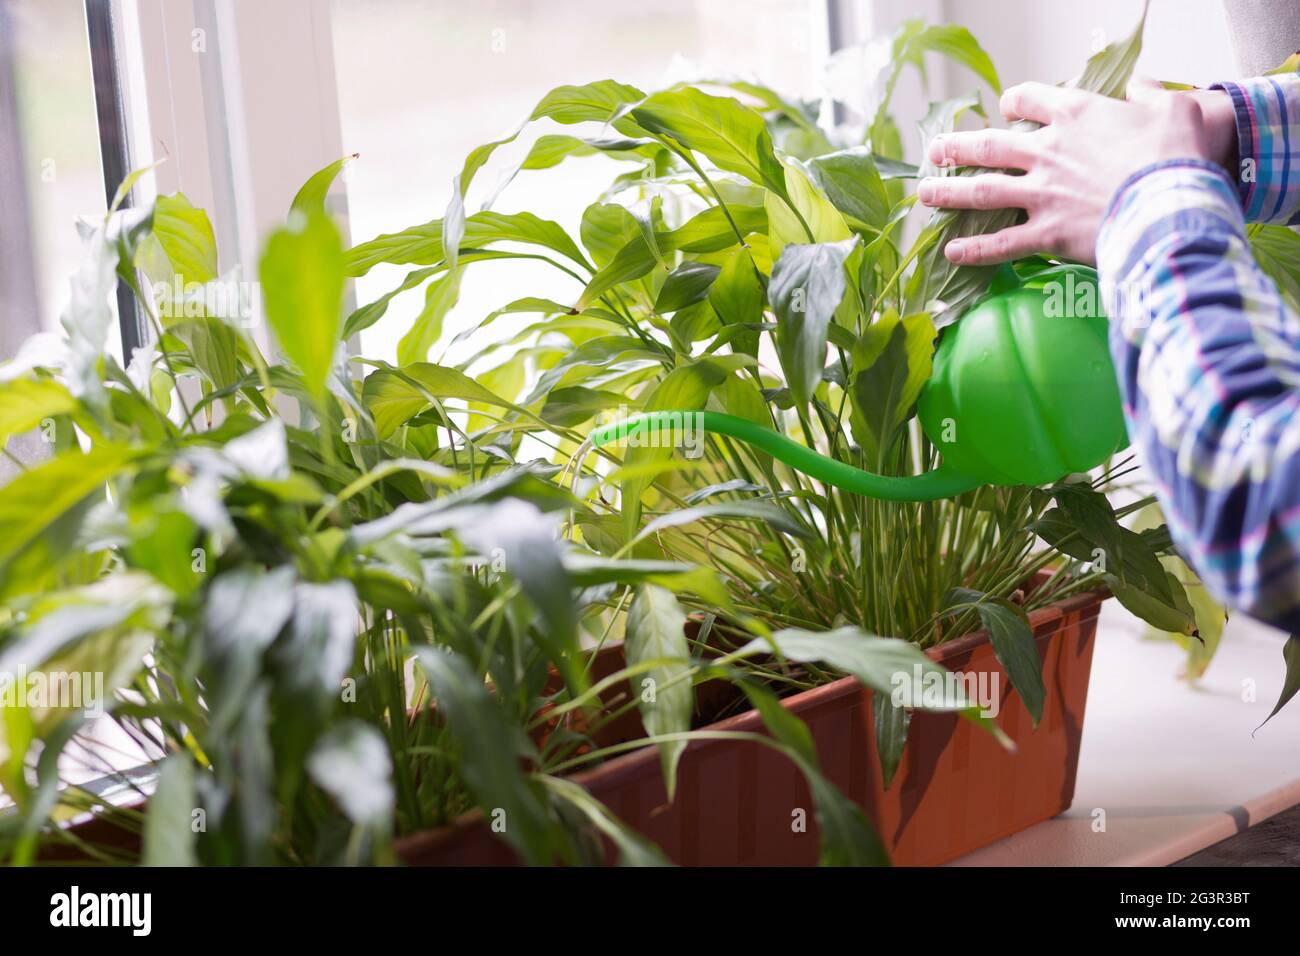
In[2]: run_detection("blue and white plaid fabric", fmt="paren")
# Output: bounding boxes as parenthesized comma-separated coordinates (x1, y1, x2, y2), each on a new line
(1096, 73, 1300, 633)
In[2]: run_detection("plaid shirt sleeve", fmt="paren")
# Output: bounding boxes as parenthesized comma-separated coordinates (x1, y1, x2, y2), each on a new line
(1097, 147, 1300, 633)
(1210, 72, 1300, 224)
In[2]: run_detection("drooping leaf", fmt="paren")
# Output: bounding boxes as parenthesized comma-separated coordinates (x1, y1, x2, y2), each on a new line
(539, 775, 669, 866)
(562, 554, 728, 606)
(738, 681, 889, 865)
(1256, 635, 1300, 731)
(737, 627, 1009, 745)
(635, 499, 807, 544)
(625, 585, 693, 800)
(944, 587, 1044, 725)
(872, 693, 911, 789)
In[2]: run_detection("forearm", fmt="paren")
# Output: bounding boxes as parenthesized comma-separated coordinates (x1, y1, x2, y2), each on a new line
(1098, 161, 1300, 632)
(1210, 72, 1300, 224)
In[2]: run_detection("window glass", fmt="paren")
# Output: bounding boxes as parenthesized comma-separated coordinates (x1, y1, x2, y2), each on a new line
(6, 0, 110, 340)
(330, 0, 828, 365)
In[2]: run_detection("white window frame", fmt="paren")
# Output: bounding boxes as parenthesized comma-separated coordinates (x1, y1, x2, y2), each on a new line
(110, 0, 351, 351)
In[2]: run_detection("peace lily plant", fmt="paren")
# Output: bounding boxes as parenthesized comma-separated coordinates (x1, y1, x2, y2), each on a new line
(344, 8, 1298, 780)
(2, 9, 1297, 867)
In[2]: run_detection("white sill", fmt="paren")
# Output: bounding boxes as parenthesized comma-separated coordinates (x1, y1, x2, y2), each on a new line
(951, 601, 1300, 866)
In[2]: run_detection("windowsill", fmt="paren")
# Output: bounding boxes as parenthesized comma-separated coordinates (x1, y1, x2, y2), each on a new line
(950, 602, 1300, 866)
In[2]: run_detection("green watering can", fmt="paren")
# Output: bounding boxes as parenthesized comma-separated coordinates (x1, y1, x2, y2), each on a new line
(589, 263, 1128, 502)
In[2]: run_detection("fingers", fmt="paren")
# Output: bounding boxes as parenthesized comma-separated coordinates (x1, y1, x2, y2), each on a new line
(917, 173, 1034, 211)
(999, 81, 1090, 123)
(944, 224, 1045, 266)
(927, 128, 1038, 171)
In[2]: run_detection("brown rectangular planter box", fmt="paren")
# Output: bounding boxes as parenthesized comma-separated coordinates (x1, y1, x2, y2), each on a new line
(397, 582, 1106, 866)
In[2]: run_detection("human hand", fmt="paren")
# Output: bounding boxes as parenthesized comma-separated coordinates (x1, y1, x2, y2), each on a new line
(916, 80, 1239, 266)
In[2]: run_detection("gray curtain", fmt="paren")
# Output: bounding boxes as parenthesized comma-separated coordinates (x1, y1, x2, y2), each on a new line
(1223, 0, 1300, 75)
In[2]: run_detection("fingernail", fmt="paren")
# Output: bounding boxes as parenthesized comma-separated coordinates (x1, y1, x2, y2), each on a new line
(946, 240, 966, 263)
(917, 179, 936, 203)
(928, 137, 946, 165)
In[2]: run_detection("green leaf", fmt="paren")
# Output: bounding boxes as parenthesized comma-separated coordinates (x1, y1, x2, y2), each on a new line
(414, 645, 559, 865)
(573, 237, 657, 311)
(945, 587, 1044, 725)
(306, 721, 394, 830)
(581, 202, 641, 268)
(738, 681, 888, 865)
(456, 498, 583, 694)
(539, 775, 670, 866)
(141, 755, 198, 866)
(618, 357, 738, 531)
(708, 246, 766, 357)
(1257, 635, 1300, 731)
(766, 159, 850, 257)
(808, 147, 891, 231)
(0, 377, 77, 449)
(346, 210, 589, 276)
(562, 555, 728, 606)
(1248, 224, 1300, 312)
(363, 363, 522, 439)
(1074, 2, 1148, 98)
(343, 266, 440, 339)
(738, 626, 1009, 743)
(530, 79, 646, 124)
(849, 310, 935, 464)
(1107, 571, 1198, 636)
(259, 209, 345, 399)
(635, 499, 807, 544)
(630, 87, 789, 200)
(539, 386, 627, 427)
(396, 273, 459, 366)
(170, 317, 241, 391)
(151, 192, 218, 285)
(907, 24, 1002, 94)
(768, 238, 857, 406)
(625, 585, 693, 800)
(917, 92, 985, 178)
(663, 204, 767, 254)
(655, 262, 720, 314)
(0, 445, 136, 579)
(291, 154, 357, 217)
(520, 133, 658, 171)
(872, 694, 911, 789)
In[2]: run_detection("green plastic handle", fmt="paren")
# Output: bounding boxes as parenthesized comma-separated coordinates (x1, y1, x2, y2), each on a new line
(589, 411, 981, 502)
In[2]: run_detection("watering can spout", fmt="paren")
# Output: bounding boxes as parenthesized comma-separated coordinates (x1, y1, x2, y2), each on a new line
(589, 411, 982, 502)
